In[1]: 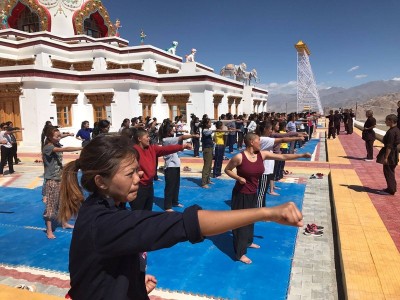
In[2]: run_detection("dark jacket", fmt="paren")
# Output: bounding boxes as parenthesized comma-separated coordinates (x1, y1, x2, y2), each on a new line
(362, 117, 376, 141)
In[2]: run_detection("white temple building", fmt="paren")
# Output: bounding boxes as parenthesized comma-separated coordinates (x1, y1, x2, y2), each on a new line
(0, 0, 268, 150)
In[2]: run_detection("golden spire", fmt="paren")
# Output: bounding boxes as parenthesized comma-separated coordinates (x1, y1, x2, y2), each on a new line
(295, 40, 311, 56)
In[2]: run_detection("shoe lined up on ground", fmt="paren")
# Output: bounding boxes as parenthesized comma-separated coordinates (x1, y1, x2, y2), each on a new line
(303, 223, 324, 236)
(309, 173, 323, 179)
(15, 284, 36, 292)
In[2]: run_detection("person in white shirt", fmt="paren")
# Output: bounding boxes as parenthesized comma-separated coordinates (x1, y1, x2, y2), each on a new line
(247, 115, 257, 133)
(0, 125, 15, 176)
(256, 121, 306, 207)
(161, 121, 197, 211)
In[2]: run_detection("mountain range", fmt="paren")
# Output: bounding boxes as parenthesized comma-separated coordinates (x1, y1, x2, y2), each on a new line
(266, 79, 400, 119)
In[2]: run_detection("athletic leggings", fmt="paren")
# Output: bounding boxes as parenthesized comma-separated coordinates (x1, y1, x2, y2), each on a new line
(257, 173, 273, 208)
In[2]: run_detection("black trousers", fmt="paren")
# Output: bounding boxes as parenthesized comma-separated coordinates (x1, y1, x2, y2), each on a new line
(237, 132, 244, 149)
(383, 164, 397, 194)
(309, 125, 314, 140)
(231, 192, 257, 260)
(192, 137, 200, 157)
(213, 145, 225, 177)
(11, 143, 18, 163)
(0, 147, 14, 174)
(335, 124, 340, 135)
(328, 126, 336, 139)
(129, 184, 154, 211)
(365, 139, 375, 160)
(164, 167, 180, 209)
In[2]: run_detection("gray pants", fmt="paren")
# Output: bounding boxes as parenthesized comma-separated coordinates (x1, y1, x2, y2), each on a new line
(201, 147, 213, 186)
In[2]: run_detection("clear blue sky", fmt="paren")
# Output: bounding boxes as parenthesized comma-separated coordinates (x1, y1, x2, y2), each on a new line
(102, 0, 400, 94)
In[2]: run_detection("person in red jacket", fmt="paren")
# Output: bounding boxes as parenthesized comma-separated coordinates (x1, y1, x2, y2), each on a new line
(130, 128, 192, 211)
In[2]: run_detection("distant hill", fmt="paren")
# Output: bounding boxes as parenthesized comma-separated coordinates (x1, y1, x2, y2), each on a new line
(267, 79, 400, 120)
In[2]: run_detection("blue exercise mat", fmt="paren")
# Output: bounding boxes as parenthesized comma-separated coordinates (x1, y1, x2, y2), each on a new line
(0, 178, 305, 299)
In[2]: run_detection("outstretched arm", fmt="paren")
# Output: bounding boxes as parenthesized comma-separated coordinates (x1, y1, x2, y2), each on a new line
(261, 151, 311, 161)
(274, 136, 304, 144)
(179, 134, 199, 141)
(198, 202, 303, 236)
(53, 146, 83, 153)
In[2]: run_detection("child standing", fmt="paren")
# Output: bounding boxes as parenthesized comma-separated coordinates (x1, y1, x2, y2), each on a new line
(42, 126, 82, 239)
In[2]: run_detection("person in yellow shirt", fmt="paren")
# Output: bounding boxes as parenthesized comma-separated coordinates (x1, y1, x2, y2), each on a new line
(213, 121, 232, 178)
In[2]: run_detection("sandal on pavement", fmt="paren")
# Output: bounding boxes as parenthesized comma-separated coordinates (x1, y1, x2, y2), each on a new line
(15, 284, 36, 292)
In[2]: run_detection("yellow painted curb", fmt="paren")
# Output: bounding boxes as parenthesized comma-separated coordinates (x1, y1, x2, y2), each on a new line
(0, 284, 63, 300)
(330, 169, 400, 299)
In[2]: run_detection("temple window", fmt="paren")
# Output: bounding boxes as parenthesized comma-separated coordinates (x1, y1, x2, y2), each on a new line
(163, 94, 190, 122)
(93, 105, 108, 122)
(17, 7, 39, 33)
(84, 16, 101, 38)
(56, 105, 72, 127)
(52, 93, 78, 128)
(139, 93, 157, 119)
(85, 93, 114, 123)
(169, 104, 186, 121)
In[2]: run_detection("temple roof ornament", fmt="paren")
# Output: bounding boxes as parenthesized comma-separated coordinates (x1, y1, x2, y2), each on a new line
(2, 0, 115, 37)
(140, 29, 146, 44)
(7, 0, 52, 31)
(72, 0, 114, 36)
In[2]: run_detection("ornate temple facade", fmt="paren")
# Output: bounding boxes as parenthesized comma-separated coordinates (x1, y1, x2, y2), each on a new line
(0, 0, 268, 149)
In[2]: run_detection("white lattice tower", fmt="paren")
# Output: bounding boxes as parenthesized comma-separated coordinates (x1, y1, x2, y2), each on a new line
(295, 41, 323, 114)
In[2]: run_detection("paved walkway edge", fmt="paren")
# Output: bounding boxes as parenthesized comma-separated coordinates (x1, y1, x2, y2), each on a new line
(330, 157, 400, 299)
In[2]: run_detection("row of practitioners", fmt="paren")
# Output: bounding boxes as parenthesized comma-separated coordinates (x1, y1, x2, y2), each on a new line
(326, 109, 355, 139)
(54, 116, 310, 209)
(325, 109, 399, 196)
(363, 112, 400, 196)
(40, 122, 308, 298)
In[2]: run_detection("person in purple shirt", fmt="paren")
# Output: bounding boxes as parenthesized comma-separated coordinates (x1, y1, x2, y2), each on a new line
(76, 120, 93, 147)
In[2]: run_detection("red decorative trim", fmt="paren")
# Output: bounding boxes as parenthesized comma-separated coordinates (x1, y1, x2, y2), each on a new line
(91, 11, 107, 37)
(0, 69, 247, 89)
(8, 2, 25, 29)
(252, 87, 268, 95)
(0, 29, 129, 47)
(196, 64, 213, 72)
(0, 34, 181, 62)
